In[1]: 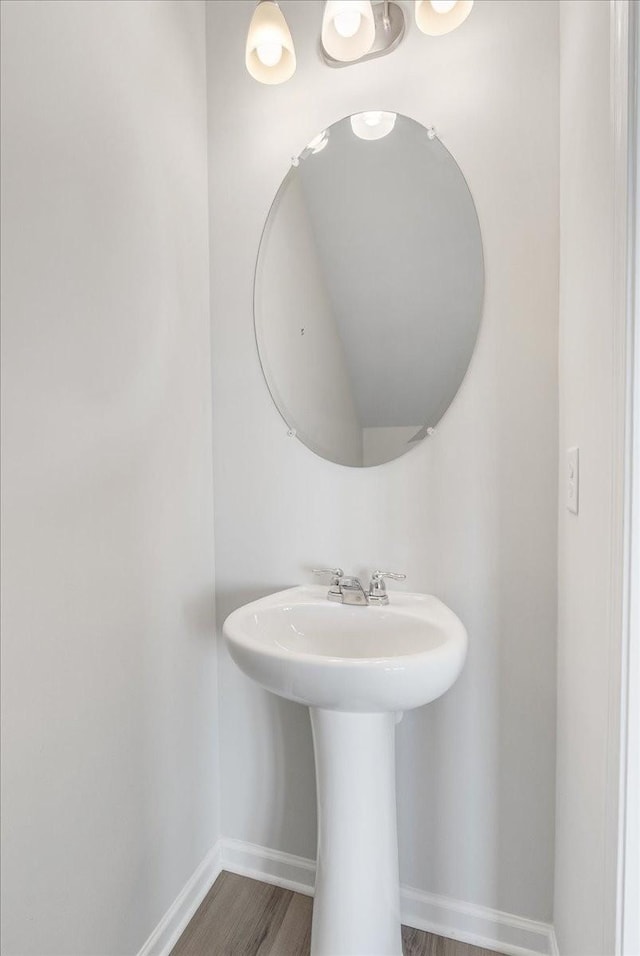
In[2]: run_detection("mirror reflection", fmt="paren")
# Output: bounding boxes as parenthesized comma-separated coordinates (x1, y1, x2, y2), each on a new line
(255, 112, 484, 466)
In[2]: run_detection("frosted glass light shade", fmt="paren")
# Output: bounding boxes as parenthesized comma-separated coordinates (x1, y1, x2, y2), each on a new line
(350, 111, 397, 140)
(322, 1, 375, 62)
(415, 0, 473, 36)
(246, 1, 296, 85)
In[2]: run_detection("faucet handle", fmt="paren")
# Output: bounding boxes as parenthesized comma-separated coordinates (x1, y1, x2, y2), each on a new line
(368, 570, 406, 605)
(371, 570, 406, 583)
(313, 567, 344, 584)
(313, 567, 344, 600)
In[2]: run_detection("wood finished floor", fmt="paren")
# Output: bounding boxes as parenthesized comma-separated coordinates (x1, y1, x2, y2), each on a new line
(171, 871, 500, 956)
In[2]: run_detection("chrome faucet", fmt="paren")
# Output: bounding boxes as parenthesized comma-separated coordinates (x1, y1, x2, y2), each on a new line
(337, 575, 369, 606)
(313, 568, 406, 606)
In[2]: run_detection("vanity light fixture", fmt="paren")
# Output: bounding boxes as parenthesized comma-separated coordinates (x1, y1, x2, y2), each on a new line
(414, 0, 474, 36)
(321, 1, 376, 62)
(245, 0, 474, 85)
(350, 110, 397, 140)
(245, 0, 296, 85)
(321, 1, 405, 68)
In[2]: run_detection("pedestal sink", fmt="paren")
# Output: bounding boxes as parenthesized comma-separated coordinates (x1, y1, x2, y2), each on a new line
(223, 585, 467, 956)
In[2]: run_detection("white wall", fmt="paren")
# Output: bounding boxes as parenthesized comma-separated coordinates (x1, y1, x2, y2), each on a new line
(555, 3, 623, 953)
(257, 173, 363, 464)
(0, 2, 218, 954)
(206, 0, 558, 924)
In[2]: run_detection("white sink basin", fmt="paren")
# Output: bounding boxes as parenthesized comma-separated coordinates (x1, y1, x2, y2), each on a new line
(223, 584, 468, 956)
(223, 585, 467, 713)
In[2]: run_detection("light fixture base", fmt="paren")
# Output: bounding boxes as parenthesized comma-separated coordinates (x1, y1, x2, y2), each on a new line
(321, 1, 405, 68)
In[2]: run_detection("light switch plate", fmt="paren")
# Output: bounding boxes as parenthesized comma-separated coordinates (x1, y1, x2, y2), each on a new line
(567, 447, 579, 514)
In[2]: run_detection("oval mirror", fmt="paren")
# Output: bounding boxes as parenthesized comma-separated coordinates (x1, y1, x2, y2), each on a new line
(254, 112, 484, 467)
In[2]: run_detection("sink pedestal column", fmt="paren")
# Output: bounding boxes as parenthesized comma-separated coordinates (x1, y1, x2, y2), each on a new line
(309, 708, 402, 956)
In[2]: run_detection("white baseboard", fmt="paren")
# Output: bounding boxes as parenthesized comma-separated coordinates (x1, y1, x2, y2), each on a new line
(222, 837, 315, 896)
(137, 842, 222, 956)
(138, 837, 557, 956)
(400, 882, 555, 956)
